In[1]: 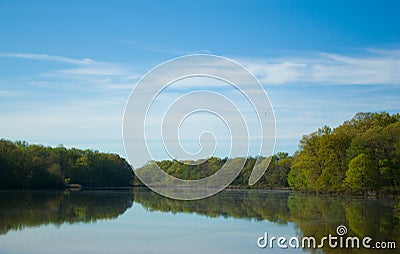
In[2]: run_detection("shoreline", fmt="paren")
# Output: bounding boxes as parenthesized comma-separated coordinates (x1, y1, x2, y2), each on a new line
(1, 185, 398, 198)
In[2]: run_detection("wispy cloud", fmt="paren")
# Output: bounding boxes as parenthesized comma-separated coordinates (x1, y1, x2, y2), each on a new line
(115, 38, 212, 55)
(0, 89, 21, 97)
(0, 51, 140, 92)
(56, 66, 129, 76)
(144, 46, 212, 56)
(5, 49, 398, 90)
(240, 49, 400, 85)
(0, 52, 95, 65)
(1, 49, 399, 157)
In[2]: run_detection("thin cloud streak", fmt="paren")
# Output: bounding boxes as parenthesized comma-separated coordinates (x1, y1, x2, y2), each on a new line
(56, 66, 132, 76)
(115, 38, 213, 55)
(0, 52, 95, 65)
(0, 89, 21, 97)
(0, 52, 140, 92)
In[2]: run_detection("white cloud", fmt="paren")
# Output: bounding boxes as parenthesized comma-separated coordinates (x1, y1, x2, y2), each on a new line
(240, 49, 400, 85)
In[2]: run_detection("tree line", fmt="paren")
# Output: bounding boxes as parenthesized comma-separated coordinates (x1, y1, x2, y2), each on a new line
(0, 140, 133, 189)
(136, 112, 400, 194)
(133, 152, 292, 189)
(1, 111, 399, 193)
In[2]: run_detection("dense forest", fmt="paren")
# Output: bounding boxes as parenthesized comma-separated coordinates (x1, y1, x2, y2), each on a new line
(0, 140, 133, 189)
(136, 112, 400, 194)
(289, 112, 400, 193)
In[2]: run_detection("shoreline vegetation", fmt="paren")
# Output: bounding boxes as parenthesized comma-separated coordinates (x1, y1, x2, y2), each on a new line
(0, 141, 133, 189)
(1, 111, 399, 195)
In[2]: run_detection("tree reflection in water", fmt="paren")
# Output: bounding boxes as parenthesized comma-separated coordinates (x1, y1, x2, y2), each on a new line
(134, 190, 400, 253)
(1, 189, 398, 253)
(0, 190, 133, 235)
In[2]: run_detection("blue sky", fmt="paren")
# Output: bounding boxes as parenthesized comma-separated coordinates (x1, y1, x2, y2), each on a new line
(1, 0, 400, 161)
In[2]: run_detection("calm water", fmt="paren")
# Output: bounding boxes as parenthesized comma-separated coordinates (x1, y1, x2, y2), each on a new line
(0, 189, 398, 254)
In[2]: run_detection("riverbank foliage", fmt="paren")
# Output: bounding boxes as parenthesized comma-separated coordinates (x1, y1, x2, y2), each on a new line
(0, 140, 133, 189)
(288, 112, 400, 193)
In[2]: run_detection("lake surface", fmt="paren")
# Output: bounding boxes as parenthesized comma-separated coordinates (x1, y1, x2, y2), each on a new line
(0, 189, 398, 254)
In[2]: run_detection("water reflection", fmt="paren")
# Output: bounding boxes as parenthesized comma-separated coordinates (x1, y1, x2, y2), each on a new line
(0, 190, 133, 235)
(134, 189, 292, 223)
(0, 189, 399, 253)
(133, 190, 400, 253)
(287, 195, 400, 253)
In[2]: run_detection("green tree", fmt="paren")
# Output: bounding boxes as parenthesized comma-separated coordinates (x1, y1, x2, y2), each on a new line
(345, 153, 376, 192)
